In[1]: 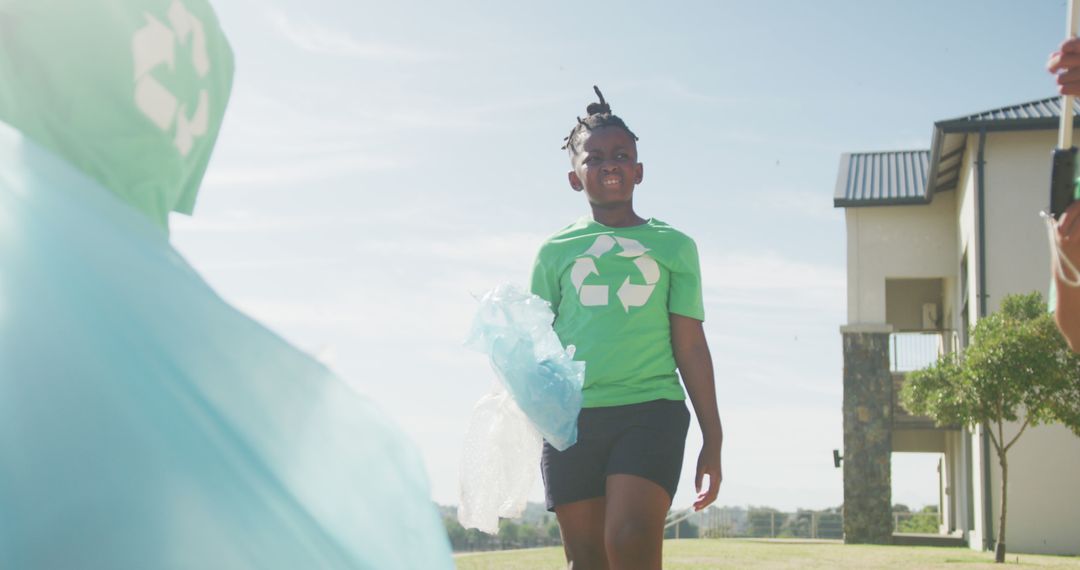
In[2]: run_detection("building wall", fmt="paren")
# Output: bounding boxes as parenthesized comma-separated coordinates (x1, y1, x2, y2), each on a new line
(979, 130, 1080, 556)
(983, 130, 1055, 310)
(942, 275, 957, 336)
(885, 279, 943, 331)
(969, 424, 990, 551)
(892, 429, 946, 452)
(941, 430, 971, 536)
(956, 129, 1080, 556)
(845, 198, 958, 325)
(987, 422, 1080, 555)
(953, 138, 989, 552)
(843, 126, 1080, 555)
(955, 136, 978, 330)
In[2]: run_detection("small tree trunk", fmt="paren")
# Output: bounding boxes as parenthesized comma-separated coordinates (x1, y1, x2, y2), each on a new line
(994, 451, 1008, 563)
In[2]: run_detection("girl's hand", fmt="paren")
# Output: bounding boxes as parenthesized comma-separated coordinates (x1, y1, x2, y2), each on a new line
(670, 313, 724, 511)
(693, 442, 722, 511)
(1058, 200, 1080, 243)
(1057, 201, 1080, 275)
(1055, 202, 1080, 352)
(1049, 38, 1080, 96)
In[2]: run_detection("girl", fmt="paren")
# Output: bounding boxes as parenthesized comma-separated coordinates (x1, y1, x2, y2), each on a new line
(530, 87, 723, 570)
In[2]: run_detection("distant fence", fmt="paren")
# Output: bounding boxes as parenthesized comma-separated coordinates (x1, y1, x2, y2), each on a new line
(690, 509, 844, 540)
(893, 511, 940, 534)
(446, 507, 943, 551)
(686, 509, 939, 539)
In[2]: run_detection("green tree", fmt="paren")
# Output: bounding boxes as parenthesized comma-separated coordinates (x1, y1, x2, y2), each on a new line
(497, 519, 521, 549)
(663, 518, 699, 539)
(443, 517, 467, 551)
(895, 506, 939, 534)
(775, 512, 803, 538)
(546, 519, 562, 543)
(901, 292, 1080, 563)
(747, 507, 781, 538)
(520, 523, 544, 547)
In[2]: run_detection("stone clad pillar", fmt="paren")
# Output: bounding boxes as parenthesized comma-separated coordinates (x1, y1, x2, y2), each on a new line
(841, 327, 893, 544)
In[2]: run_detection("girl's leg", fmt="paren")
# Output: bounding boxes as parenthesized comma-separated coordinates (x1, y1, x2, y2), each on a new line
(604, 474, 671, 570)
(554, 497, 608, 570)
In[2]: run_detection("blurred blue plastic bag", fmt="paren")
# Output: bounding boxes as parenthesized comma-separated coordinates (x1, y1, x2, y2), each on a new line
(459, 284, 584, 532)
(464, 284, 585, 451)
(0, 1, 453, 566)
(0, 123, 453, 569)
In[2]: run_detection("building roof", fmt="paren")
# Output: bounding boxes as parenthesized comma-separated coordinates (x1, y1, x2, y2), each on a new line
(935, 96, 1080, 132)
(833, 150, 930, 207)
(835, 96, 1080, 208)
(926, 97, 1080, 199)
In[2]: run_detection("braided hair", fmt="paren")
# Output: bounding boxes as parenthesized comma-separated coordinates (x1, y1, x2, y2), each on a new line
(562, 85, 639, 155)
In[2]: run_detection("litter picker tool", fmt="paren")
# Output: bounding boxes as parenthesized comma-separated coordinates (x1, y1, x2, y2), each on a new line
(1051, 0, 1080, 218)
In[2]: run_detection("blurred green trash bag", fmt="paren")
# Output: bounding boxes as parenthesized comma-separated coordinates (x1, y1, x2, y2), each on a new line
(0, 0, 234, 230)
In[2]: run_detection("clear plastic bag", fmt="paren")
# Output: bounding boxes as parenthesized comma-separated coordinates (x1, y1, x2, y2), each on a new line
(456, 389, 542, 534)
(458, 284, 585, 532)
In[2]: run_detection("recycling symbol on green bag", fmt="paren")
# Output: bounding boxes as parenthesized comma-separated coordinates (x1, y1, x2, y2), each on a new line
(571, 235, 660, 312)
(132, 0, 212, 157)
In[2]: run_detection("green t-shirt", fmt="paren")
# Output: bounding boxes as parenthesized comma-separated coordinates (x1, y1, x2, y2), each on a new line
(530, 217, 705, 408)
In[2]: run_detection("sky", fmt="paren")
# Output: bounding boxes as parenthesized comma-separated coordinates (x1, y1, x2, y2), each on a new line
(170, 0, 1072, 512)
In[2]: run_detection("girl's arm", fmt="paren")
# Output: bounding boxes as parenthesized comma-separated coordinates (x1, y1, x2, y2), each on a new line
(670, 313, 723, 511)
(1056, 202, 1080, 352)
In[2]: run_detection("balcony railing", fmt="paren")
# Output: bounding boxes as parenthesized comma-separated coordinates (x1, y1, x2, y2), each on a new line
(889, 330, 959, 373)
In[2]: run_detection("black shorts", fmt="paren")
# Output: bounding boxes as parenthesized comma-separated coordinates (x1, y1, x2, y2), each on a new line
(541, 399, 691, 511)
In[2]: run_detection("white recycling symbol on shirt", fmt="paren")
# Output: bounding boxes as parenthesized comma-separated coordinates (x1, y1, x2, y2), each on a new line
(132, 0, 212, 157)
(571, 235, 660, 312)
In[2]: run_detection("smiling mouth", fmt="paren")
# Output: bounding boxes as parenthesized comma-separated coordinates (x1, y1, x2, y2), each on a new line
(602, 176, 622, 187)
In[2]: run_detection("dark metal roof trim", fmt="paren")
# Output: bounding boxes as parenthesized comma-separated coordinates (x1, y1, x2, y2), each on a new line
(837, 97, 1080, 209)
(925, 96, 1079, 201)
(833, 196, 930, 208)
(934, 96, 1080, 134)
(833, 150, 930, 208)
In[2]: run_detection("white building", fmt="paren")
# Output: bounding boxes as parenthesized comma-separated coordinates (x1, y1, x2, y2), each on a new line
(835, 97, 1080, 555)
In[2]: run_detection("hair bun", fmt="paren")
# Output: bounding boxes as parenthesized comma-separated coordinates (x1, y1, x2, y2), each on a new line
(586, 101, 611, 116)
(586, 85, 610, 116)
(562, 85, 637, 150)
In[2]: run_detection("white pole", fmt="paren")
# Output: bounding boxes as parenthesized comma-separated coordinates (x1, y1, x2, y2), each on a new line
(1060, 0, 1080, 149)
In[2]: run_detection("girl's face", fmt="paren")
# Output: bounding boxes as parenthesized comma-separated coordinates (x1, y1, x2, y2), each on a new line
(568, 126, 643, 209)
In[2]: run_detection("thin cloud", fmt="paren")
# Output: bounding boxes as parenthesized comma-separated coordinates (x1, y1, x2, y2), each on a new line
(758, 189, 845, 221)
(221, 87, 381, 142)
(202, 152, 404, 188)
(702, 251, 845, 295)
(172, 210, 369, 234)
(354, 232, 545, 264)
(267, 9, 447, 63)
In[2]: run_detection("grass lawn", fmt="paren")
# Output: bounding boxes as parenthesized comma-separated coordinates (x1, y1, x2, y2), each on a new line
(453, 539, 1080, 569)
